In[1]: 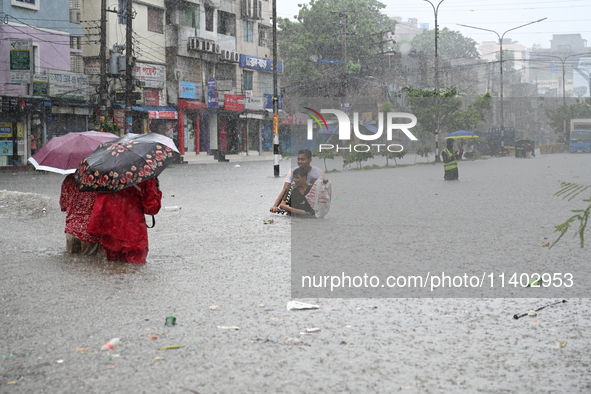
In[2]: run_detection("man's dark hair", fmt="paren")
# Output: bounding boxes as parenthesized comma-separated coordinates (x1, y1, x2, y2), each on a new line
(298, 149, 312, 159)
(293, 167, 308, 178)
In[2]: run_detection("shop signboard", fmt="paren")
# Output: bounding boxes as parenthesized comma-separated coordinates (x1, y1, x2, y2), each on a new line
(134, 63, 165, 89)
(148, 111, 177, 120)
(224, 94, 245, 111)
(240, 55, 283, 73)
(10, 39, 31, 70)
(84, 59, 102, 85)
(33, 74, 48, 96)
(113, 109, 126, 130)
(180, 81, 202, 100)
(264, 94, 283, 109)
(207, 78, 216, 90)
(207, 91, 219, 108)
(10, 39, 32, 84)
(0, 122, 12, 138)
(48, 70, 90, 101)
(245, 96, 265, 110)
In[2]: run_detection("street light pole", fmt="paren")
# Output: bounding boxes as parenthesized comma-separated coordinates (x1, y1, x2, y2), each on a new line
(458, 18, 546, 148)
(531, 51, 591, 141)
(424, 0, 444, 162)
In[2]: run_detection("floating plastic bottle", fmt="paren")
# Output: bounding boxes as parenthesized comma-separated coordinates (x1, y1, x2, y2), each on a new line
(164, 206, 182, 211)
(100, 338, 120, 351)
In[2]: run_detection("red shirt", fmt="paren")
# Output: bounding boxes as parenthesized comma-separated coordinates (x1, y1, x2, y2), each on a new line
(60, 175, 100, 243)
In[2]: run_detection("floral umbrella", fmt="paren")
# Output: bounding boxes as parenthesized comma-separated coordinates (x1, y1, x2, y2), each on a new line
(74, 133, 180, 192)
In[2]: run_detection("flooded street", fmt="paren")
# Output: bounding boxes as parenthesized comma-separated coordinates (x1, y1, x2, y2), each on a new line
(1, 153, 591, 393)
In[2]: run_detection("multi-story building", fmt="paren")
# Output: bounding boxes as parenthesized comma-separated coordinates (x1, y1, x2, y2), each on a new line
(0, 0, 86, 167)
(164, 0, 280, 157)
(528, 34, 590, 97)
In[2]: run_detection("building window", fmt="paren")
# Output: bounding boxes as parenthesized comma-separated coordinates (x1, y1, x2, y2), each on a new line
(217, 11, 236, 36)
(69, 0, 81, 23)
(243, 21, 254, 43)
(205, 5, 214, 32)
(70, 36, 81, 50)
(258, 25, 269, 47)
(70, 53, 83, 73)
(182, 4, 200, 29)
(148, 7, 164, 34)
(258, 72, 274, 94)
(11, 0, 39, 11)
(243, 70, 253, 91)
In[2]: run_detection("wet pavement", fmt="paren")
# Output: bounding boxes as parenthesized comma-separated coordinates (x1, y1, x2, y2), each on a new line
(1, 152, 590, 393)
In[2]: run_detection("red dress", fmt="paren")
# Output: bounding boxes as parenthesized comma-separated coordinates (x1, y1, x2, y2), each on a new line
(60, 174, 100, 243)
(87, 178, 162, 264)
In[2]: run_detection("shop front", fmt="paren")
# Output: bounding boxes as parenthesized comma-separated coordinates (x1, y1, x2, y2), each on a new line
(178, 98, 207, 154)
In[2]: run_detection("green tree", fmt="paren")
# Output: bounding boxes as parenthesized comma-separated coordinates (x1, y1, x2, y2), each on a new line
(343, 150, 374, 169)
(278, 0, 396, 89)
(447, 93, 493, 131)
(313, 149, 339, 171)
(542, 98, 591, 142)
(496, 50, 522, 86)
(409, 27, 480, 60)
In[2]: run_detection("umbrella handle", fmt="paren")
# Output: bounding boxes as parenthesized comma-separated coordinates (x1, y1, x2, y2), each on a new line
(147, 215, 156, 228)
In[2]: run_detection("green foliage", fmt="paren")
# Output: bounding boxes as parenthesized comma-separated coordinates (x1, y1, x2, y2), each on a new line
(380, 148, 407, 165)
(402, 87, 462, 135)
(410, 27, 480, 60)
(542, 99, 591, 142)
(551, 182, 591, 248)
(95, 116, 119, 135)
(448, 93, 493, 131)
(313, 149, 338, 171)
(416, 145, 432, 158)
(278, 0, 396, 88)
(380, 102, 393, 113)
(343, 150, 374, 169)
(345, 61, 362, 74)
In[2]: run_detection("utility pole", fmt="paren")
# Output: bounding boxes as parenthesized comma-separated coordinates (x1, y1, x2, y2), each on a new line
(99, 0, 107, 118)
(125, 0, 134, 133)
(272, 0, 279, 177)
(424, 0, 444, 162)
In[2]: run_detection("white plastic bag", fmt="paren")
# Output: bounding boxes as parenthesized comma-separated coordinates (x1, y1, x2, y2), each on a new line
(306, 176, 332, 218)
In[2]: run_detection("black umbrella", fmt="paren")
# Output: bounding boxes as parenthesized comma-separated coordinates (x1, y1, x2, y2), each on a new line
(74, 133, 180, 192)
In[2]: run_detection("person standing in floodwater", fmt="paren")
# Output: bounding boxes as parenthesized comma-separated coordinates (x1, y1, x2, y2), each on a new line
(87, 178, 162, 264)
(442, 139, 459, 180)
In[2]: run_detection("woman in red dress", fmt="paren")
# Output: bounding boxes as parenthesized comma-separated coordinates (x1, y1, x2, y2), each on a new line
(60, 174, 101, 255)
(87, 178, 162, 264)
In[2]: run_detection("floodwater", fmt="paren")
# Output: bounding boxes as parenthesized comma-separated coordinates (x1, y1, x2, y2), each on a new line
(1, 152, 590, 393)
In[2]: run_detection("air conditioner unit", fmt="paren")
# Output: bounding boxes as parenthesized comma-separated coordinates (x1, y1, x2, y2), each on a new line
(232, 52, 240, 63)
(221, 49, 231, 60)
(205, 41, 213, 52)
(213, 44, 221, 54)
